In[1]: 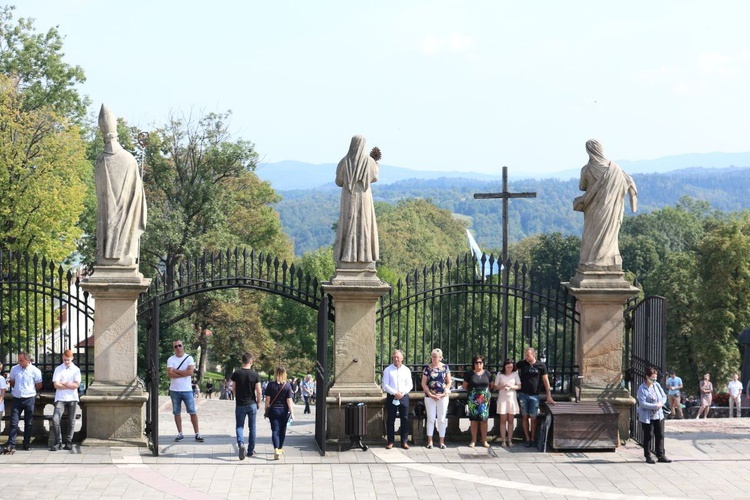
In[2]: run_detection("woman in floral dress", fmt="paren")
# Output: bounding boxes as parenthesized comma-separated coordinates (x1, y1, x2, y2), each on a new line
(421, 348, 452, 449)
(462, 354, 493, 448)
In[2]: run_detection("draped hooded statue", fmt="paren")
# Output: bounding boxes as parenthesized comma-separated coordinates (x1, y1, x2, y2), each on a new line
(573, 139, 637, 271)
(333, 135, 379, 263)
(95, 104, 147, 267)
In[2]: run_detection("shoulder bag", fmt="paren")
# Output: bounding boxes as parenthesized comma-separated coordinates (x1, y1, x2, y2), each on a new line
(265, 382, 288, 419)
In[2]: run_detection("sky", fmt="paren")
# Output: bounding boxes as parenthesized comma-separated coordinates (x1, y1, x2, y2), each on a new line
(11, 1, 750, 176)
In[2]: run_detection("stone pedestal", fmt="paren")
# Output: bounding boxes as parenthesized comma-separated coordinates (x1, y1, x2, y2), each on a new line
(565, 269, 639, 441)
(322, 265, 390, 442)
(80, 266, 150, 446)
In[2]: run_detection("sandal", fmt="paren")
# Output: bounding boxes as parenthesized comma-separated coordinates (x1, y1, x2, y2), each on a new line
(439, 444, 447, 450)
(426, 443, 433, 449)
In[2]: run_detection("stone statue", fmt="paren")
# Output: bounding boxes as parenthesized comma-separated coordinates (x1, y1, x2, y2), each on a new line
(573, 139, 637, 271)
(95, 104, 147, 267)
(333, 135, 380, 263)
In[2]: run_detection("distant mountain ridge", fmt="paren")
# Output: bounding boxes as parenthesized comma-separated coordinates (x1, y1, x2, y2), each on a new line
(273, 166, 750, 256)
(257, 152, 750, 191)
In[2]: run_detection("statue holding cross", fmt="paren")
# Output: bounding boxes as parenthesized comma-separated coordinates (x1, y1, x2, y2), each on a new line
(473, 166, 537, 262)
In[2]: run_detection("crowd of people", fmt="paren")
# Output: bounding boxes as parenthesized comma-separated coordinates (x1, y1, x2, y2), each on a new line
(4, 341, 746, 462)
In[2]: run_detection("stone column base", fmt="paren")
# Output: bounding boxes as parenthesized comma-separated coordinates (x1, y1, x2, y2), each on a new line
(579, 386, 635, 444)
(80, 381, 148, 447)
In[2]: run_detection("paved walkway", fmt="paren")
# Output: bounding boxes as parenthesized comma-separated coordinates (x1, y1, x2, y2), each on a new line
(2, 398, 750, 499)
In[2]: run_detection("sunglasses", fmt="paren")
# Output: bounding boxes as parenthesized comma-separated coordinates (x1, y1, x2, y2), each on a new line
(173, 344, 183, 349)
(475, 361, 484, 364)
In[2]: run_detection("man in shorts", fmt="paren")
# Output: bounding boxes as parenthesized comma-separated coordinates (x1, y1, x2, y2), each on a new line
(516, 347, 555, 447)
(666, 370, 684, 419)
(167, 340, 204, 442)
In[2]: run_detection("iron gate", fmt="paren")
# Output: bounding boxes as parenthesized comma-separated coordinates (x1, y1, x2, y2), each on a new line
(377, 253, 579, 394)
(315, 294, 330, 455)
(624, 295, 667, 445)
(137, 248, 331, 456)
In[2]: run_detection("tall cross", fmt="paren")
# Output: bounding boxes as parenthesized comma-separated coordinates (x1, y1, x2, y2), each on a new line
(473, 166, 537, 263)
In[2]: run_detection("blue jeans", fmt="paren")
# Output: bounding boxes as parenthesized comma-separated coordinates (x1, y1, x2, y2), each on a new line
(268, 406, 289, 449)
(170, 390, 197, 415)
(8, 396, 35, 448)
(518, 393, 540, 417)
(52, 400, 78, 446)
(235, 404, 258, 452)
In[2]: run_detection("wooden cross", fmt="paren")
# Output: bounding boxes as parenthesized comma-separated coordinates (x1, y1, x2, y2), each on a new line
(473, 166, 537, 263)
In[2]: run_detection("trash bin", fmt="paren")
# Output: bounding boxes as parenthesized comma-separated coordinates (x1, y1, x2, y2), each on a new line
(344, 402, 368, 451)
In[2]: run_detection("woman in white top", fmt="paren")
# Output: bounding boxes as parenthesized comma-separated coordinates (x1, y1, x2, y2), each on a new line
(494, 358, 521, 447)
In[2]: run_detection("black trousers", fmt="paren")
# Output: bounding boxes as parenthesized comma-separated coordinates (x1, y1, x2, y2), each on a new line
(642, 418, 665, 458)
(386, 394, 410, 444)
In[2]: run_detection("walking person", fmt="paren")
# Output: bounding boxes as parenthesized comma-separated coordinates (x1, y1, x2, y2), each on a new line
(231, 352, 262, 460)
(382, 350, 413, 449)
(516, 347, 556, 447)
(462, 354, 493, 448)
(728, 373, 743, 418)
(494, 358, 521, 447)
(264, 367, 295, 460)
(3, 352, 42, 453)
(301, 374, 314, 414)
(666, 370, 684, 419)
(50, 349, 81, 451)
(697, 373, 713, 419)
(421, 348, 451, 449)
(636, 367, 672, 464)
(167, 340, 204, 442)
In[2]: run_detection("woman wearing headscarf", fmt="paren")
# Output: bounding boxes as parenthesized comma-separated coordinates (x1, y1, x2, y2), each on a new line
(462, 354, 493, 448)
(333, 135, 380, 263)
(421, 348, 451, 449)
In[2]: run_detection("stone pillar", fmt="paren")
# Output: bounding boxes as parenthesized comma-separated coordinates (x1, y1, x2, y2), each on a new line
(566, 270, 639, 441)
(80, 267, 150, 446)
(322, 263, 390, 441)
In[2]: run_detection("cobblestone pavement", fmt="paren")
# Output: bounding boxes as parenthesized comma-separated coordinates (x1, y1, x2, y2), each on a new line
(1, 398, 750, 499)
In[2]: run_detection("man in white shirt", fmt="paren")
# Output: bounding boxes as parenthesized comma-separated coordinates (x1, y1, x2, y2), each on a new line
(51, 349, 82, 451)
(3, 352, 42, 453)
(167, 340, 204, 442)
(382, 350, 413, 449)
(728, 373, 743, 418)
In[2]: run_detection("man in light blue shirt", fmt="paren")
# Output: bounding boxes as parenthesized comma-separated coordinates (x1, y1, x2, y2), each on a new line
(3, 353, 42, 453)
(666, 371, 684, 419)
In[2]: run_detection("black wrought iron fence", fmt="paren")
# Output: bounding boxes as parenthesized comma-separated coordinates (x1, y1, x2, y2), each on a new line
(0, 250, 94, 390)
(376, 253, 579, 394)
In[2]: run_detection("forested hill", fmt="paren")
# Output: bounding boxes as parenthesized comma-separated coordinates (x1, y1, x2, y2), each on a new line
(276, 167, 750, 255)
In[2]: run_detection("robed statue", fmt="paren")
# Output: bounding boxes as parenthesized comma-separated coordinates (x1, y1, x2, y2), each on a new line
(95, 104, 147, 267)
(333, 135, 380, 263)
(573, 139, 637, 272)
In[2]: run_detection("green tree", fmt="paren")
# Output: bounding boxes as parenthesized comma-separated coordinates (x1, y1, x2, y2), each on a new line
(0, 5, 88, 121)
(690, 215, 750, 390)
(527, 232, 580, 289)
(0, 74, 88, 259)
(136, 110, 292, 381)
(377, 198, 468, 277)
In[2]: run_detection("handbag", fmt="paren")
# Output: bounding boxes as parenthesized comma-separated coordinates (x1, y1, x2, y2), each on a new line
(265, 382, 288, 418)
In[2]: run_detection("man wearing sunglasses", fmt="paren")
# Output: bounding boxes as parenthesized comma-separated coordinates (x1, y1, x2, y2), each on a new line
(167, 340, 204, 442)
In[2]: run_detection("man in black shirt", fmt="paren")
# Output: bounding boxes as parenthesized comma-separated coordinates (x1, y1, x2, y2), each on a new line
(516, 347, 555, 447)
(231, 352, 262, 460)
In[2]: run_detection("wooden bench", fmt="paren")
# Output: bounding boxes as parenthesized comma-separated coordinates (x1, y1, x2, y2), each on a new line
(547, 401, 618, 451)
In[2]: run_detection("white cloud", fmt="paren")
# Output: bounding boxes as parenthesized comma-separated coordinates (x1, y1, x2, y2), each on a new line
(696, 51, 736, 77)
